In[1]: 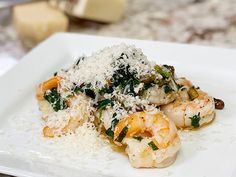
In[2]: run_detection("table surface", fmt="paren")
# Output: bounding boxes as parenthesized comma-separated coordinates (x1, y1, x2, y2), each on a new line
(1, 0, 236, 60)
(0, 0, 236, 176)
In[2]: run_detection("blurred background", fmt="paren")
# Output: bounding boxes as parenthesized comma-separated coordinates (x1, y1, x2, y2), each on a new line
(0, 0, 236, 77)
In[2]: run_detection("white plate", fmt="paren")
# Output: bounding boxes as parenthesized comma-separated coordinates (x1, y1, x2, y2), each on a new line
(0, 33, 236, 177)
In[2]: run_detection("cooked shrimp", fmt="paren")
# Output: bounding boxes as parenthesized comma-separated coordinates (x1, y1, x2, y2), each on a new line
(36, 76, 62, 116)
(161, 78, 215, 129)
(99, 107, 115, 130)
(43, 114, 86, 138)
(113, 111, 180, 168)
(144, 85, 177, 106)
(36, 76, 62, 101)
(42, 93, 91, 137)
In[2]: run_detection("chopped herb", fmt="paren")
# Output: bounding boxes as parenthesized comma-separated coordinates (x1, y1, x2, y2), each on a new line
(85, 83, 92, 88)
(189, 113, 201, 128)
(157, 79, 170, 87)
(84, 89, 96, 99)
(188, 87, 199, 100)
(97, 99, 113, 111)
(148, 141, 159, 151)
(105, 128, 114, 137)
(144, 83, 154, 90)
(161, 71, 172, 78)
(171, 77, 182, 90)
(163, 84, 173, 94)
(73, 85, 83, 93)
(124, 78, 140, 95)
(112, 64, 140, 95)
(96, 99, 113, 119)
(75, 56, 84, 65)
(154, 64, 172, 79)
(71, 84, 96, 99)
(154, 65, 162, 73)
(115, 126, 128, 142)
(177, 84, 184, 90)
(140, 74, 155, 84)
(139, 82, 154, 96)
(66, 94, 73, 98)
(111, 118, 119, 128)
(133, 136, 143, 141)
(133, 78, 140, 85)
(163, 65, 175, 75)
(105, 118, 119, 138)
(112, 112, 117, 118)
(44, 88, 68, 112)
(117, 53, 128, 60)
(99, 86, 114, 94)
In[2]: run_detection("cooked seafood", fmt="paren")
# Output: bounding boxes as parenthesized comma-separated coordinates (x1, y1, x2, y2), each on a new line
(42, 93, 91, 137)
(36, 44, 224, 168)
(113, 111, 180, 168)
(144, 84, 177, 106)
(37, 76, 92, 137)
(161, 78, 215, 129)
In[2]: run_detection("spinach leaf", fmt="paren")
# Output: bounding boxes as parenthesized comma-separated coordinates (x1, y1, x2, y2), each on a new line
(73, 85, 83, 93)
(44, 88, 68, 112)
(84, 89, 96, 99)
(189, 113, 201, 128)
(105, 118, 119, 138)
(71, 83, 96, 99)
(112, 65, 140, 95)
(97, 99, 113, 111)
(105, 128, 114, 137)
(99, 86, 114, 94)
(163, 84, 173, 94)
(139, 82, 154, 96)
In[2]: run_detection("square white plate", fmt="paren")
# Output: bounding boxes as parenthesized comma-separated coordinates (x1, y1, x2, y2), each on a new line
(0, 33, 236, 177)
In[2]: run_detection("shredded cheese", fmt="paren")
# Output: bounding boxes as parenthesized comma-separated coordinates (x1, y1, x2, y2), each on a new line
(57, 43, 156, 90)
(41, 43, 164, 137)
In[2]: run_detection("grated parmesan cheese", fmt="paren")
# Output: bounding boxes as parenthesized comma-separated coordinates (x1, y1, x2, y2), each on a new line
(37, 43, 182, 152)
(40, 44, 170, 138)
(0, 104, 116, 172)
(57, 43, 156, 90)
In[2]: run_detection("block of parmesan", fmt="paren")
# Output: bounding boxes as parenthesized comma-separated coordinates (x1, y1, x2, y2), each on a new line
(13, 2, 69, 46)
(49, 0, 126, 23)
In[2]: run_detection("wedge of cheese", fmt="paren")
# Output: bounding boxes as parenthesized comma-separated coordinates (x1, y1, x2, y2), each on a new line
(13, 2, 69, 46)
(50, 0, 126, 23)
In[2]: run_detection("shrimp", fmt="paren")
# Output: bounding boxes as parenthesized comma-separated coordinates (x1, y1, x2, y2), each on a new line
(144, 85, 177, 106)
(161, 78, 215, 129)
(113, 111, 180, 168)
(36, 76, 62, 101)
(36, 76, 92, 137)
(36, 76, 62, 116)
(43, 94, 91, 137)
(43, 116, 85, 138)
